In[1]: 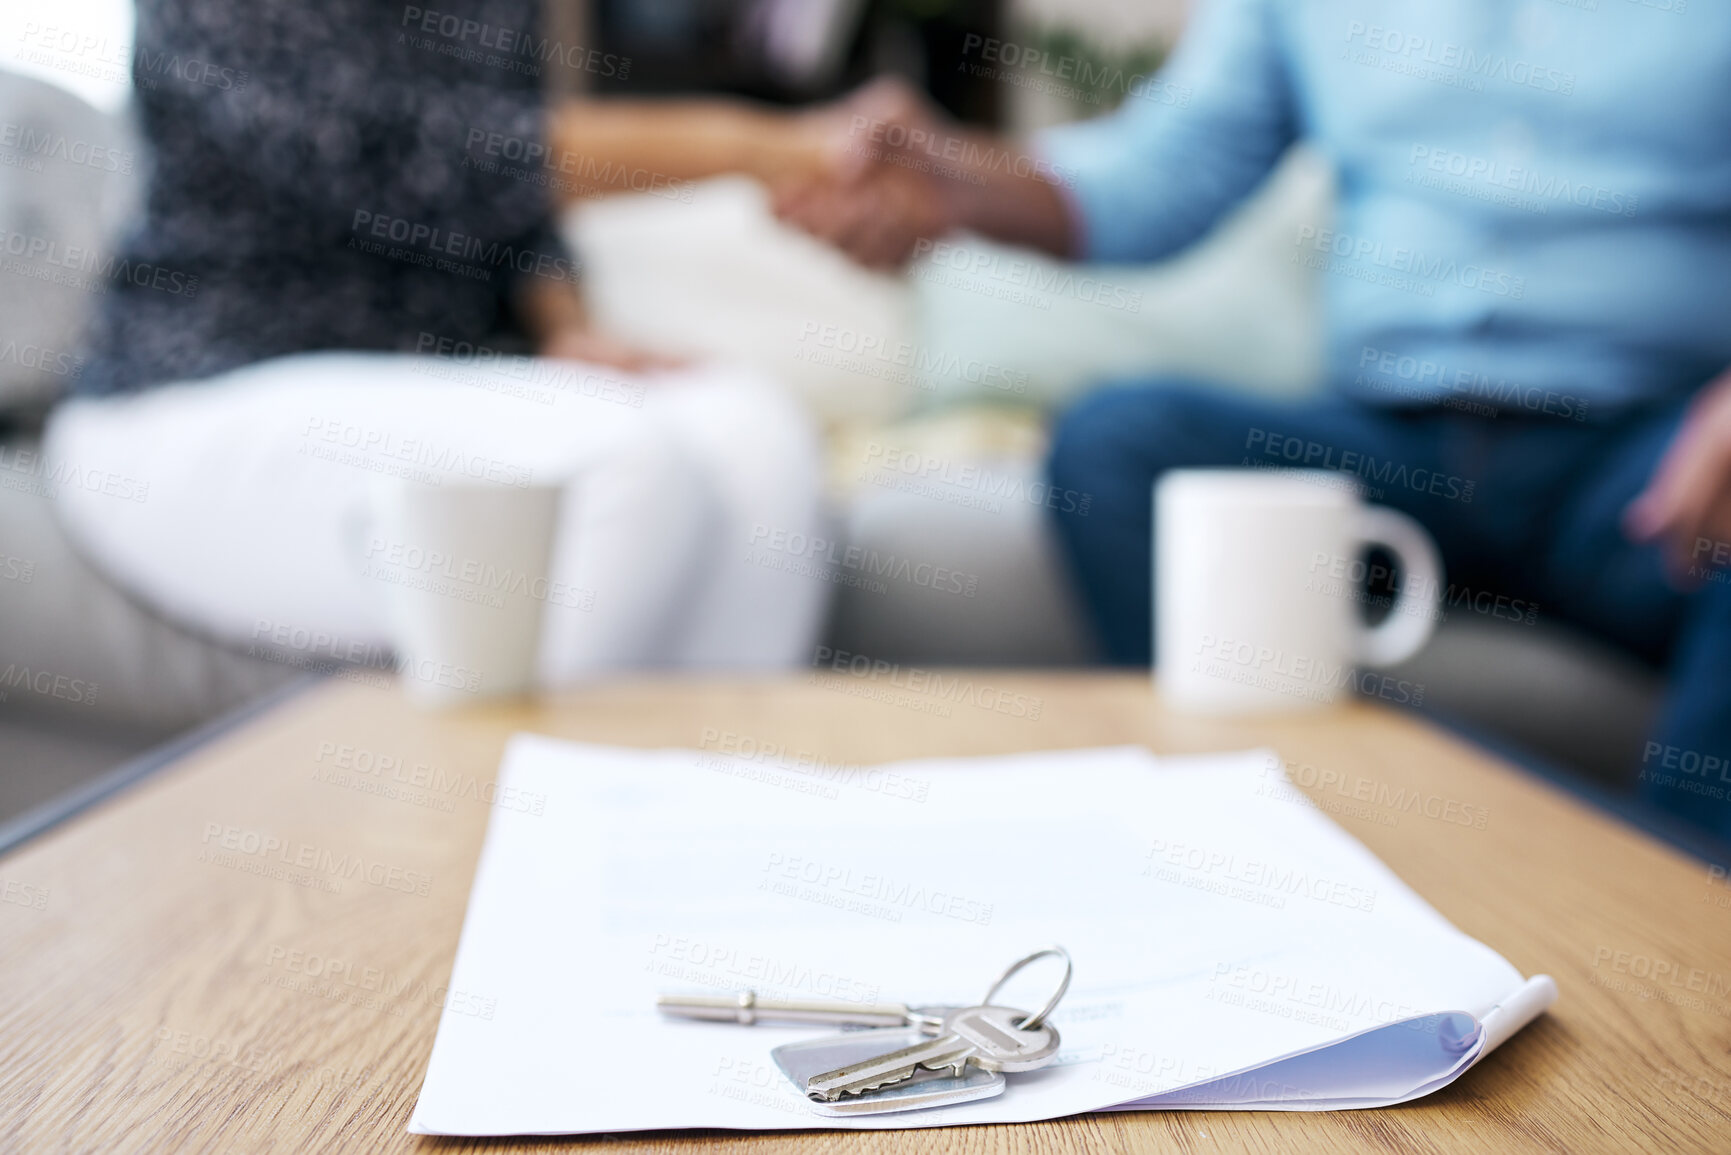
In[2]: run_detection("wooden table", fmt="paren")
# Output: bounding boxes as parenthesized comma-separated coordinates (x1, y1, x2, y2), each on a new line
(2, 673, 1729, 1153)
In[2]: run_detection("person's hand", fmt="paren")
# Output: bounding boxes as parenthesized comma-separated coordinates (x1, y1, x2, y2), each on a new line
(772, 160, 957, 270)
(538, 324, 685, 374)
(772, 77, 960, 269)
(1625, 365, 1731, 580)
(786, 75, 945, 182)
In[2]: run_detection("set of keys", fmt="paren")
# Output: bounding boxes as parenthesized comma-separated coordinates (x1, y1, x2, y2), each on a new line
(658, 946, 1072, 1116)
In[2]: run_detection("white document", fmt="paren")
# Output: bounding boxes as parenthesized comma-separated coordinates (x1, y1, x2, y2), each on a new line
(409, 737, 1555, 1135)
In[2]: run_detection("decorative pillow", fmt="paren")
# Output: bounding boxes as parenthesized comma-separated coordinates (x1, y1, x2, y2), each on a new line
(566, 175, 918, 427)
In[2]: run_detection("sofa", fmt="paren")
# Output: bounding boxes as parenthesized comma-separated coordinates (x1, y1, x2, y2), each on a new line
(0, 69, 1664, 824)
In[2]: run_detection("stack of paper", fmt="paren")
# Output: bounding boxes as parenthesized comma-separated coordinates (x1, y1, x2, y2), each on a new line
(410, 738, 1554, 1135)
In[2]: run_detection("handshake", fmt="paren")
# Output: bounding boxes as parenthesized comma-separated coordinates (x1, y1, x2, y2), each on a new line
(541, 79, 1075, 365)
(768, 78, 1077, 270)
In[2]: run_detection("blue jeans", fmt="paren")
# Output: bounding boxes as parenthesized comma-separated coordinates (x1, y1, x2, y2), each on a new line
(1047, 379, 1731, 839)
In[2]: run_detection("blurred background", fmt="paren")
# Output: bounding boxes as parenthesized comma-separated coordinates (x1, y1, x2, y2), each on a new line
(0, 0, 1660, 828)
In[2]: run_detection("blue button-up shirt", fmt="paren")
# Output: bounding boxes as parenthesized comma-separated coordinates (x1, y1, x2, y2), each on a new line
(1041, 0, 1731, 413)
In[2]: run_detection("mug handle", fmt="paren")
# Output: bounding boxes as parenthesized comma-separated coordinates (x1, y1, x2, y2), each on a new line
(1350, 506, 1444, 668)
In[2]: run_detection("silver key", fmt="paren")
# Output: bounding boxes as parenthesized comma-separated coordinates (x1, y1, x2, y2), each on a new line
(804, 1004, 1061, 1101)
(772, 1028, 1007, 1117)
(656, 991, 952, 1032)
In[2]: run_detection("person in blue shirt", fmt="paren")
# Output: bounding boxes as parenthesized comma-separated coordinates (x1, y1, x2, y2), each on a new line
(774, 0, 1731, 839)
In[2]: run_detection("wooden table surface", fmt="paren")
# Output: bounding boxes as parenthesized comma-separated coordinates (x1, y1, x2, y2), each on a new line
(2, 673, 1729, 1154)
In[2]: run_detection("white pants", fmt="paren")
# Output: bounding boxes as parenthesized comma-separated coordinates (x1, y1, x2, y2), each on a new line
(44, 351, 829, 682)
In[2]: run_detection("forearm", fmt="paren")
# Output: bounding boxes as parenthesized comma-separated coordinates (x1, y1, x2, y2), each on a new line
(931, 131, 1079, 258)
(832, 78, 1080, 259)
(548, 98, 828, 193)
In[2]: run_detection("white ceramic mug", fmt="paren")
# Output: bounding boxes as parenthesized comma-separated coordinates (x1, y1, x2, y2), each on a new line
(1155, 469, 1442, 714)
(360, 477, 563, 708)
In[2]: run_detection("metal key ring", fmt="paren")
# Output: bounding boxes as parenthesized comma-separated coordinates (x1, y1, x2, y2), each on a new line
(981, 945, 1072, 1032)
